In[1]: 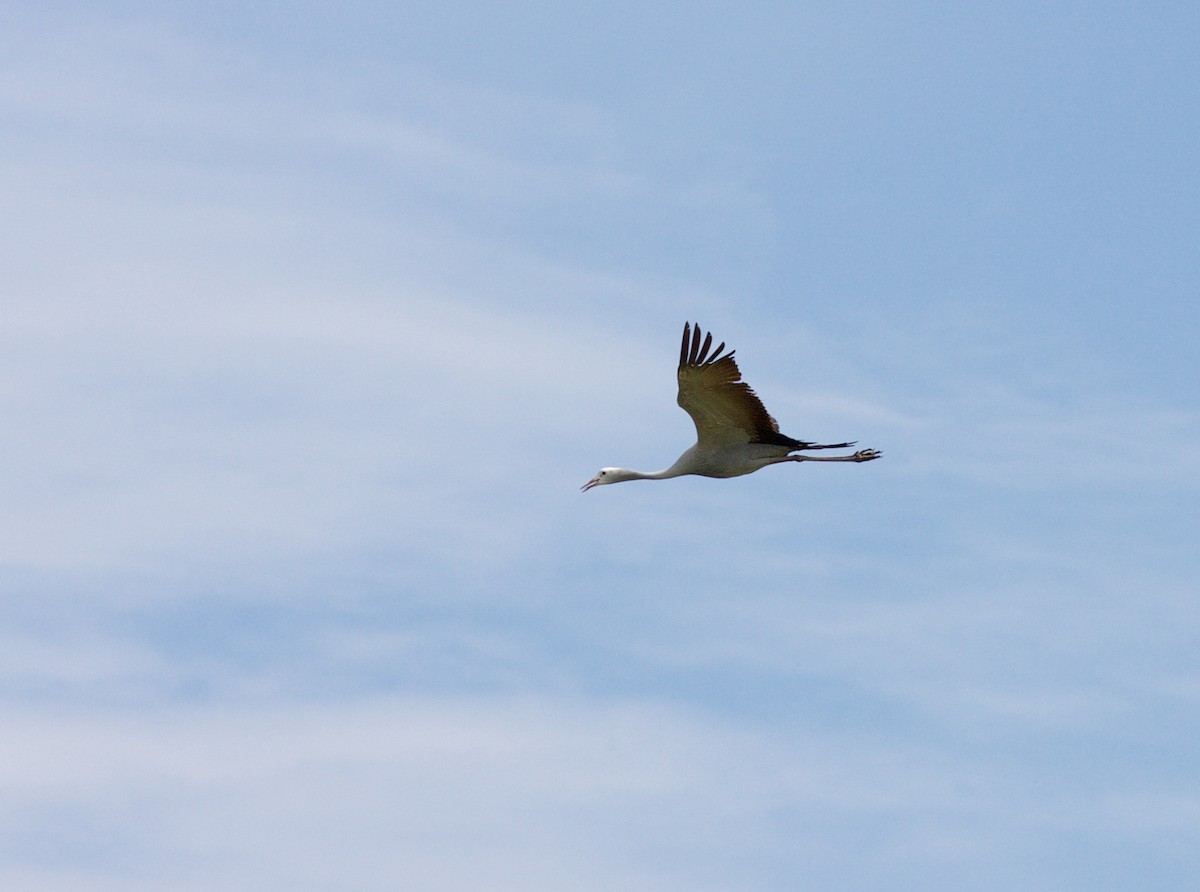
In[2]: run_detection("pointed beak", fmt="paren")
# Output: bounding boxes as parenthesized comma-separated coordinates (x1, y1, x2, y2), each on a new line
(581, 477, 599, 492)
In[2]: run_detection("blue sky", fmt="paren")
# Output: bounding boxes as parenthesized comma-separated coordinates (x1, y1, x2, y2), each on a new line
(3, 2, 1199, 889)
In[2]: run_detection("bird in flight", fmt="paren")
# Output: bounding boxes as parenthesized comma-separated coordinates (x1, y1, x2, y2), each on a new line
(582, 322, 881, 491)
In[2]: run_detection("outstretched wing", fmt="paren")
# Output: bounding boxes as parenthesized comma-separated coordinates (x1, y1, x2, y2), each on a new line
(676, 322, 787, 448)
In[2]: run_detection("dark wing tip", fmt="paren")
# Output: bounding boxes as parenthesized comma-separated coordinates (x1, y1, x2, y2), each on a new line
(680, 322, 733, 369)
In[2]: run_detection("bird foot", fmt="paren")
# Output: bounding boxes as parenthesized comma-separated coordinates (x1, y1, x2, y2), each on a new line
(853, 449, 882, 462)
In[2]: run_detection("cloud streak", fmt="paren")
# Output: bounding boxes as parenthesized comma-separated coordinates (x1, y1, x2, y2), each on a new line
(8, 692, 1193, 892)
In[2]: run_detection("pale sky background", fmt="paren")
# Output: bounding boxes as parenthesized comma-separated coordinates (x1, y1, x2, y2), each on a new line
(3, 3, 1200, 890)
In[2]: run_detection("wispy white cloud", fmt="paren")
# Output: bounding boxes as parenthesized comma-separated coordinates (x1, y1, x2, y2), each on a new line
(0, 17, 697, 581)
(5, 693, 1186, 892)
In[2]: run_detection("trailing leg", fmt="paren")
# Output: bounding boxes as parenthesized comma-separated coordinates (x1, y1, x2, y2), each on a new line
(790, 449, 881, 463)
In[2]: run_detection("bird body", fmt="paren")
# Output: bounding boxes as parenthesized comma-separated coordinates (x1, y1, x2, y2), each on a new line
(582, 323, 880, 491)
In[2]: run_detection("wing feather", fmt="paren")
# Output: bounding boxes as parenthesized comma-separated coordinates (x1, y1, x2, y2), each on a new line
(676, 322, 788, 447)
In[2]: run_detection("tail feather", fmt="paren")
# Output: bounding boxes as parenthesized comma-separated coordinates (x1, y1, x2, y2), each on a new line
(795, 440, 855, 451)
(754, 432, 857, 451)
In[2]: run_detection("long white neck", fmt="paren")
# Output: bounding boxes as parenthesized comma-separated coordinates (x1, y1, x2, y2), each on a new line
(604, 450, 695, 484)
(615, 463, 687, 483)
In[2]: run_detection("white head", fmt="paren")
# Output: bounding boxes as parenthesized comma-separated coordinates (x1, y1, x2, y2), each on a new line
(580, 467, 639, 491)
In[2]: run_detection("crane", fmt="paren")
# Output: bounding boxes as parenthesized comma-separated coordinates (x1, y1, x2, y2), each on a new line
(581, 322, 881, 491)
